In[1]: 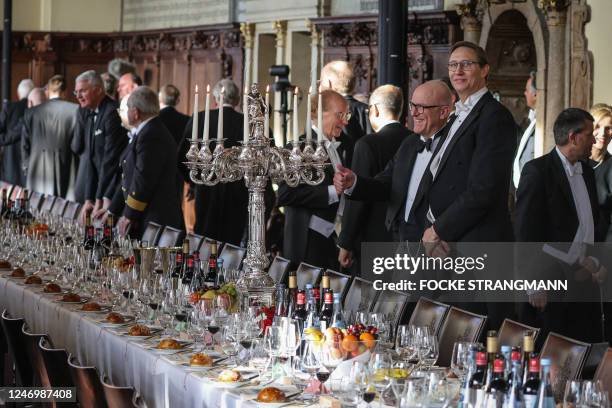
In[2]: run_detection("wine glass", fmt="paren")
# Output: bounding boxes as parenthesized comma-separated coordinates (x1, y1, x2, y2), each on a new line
(301, 340, 322, 398)
(369, 350, 392, 408)
(451, 342, 470, 381)
(220, 325, 240, 366)
(564, 380, 582, 407)
(319, 341, 347, 396)
(421, 334, 439, 370)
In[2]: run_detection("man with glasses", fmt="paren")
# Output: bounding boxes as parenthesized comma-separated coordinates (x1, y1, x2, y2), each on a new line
(334, 80, 453, 244)
(73, 70, 127, 222)
(278, 89, 352, 271)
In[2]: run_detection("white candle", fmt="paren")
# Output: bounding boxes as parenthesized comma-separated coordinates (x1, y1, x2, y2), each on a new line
(306, 86, 312, 144)
(191, 85, 199, 141)
(264, 85, 270, 140)
(217, 87, 224, 143)
(203, 84, 210, 143)
(317, 85, 324, 142)
(243, 86, 249, 144)
(293, 87, 299, 145)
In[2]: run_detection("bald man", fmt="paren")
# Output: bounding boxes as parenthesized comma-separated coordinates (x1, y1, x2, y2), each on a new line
(334, 80, 453, 243)
(278, 89, 351, 271)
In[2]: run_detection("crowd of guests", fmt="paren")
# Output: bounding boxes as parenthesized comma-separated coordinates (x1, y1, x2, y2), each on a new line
(1, 42, 612, 344)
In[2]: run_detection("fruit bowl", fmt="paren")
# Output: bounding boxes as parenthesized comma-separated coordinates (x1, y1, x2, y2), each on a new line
(303, 325, 379, 360)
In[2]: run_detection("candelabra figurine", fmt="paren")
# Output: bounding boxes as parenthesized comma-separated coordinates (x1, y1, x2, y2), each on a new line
(185, 84, 328, 306)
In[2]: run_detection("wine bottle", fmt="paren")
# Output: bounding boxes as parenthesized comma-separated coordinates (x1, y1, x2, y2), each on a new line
(485, 330, 498, 390)
(320, 270, 330, 311)
(274, 283, 287, 318)
(192, 251, 204, 291)
(319, 290, 334, 331)
(101, 215, 113, 251)
(312, 285, 321, 313)
(286, 270, 298, 317)
(500, 345, 511, 379)
(505, 360, 524, 408)
(204, 241, 218, 287)
(485, 355, 508, 407)
(535, 358, 554, 408)
(508, 346, 522, 389)
(170, 249, 183, 297)
(83, 213, 95, 250)
(182, 255, 194, 292)
(522, 355, 541, 408)
(19, 189, 33, 226)
(330, 292, 346, 329)
(304, 292, 320, 330)
(291, 289, 307, 326)
(522, 333, 535, 384)
(0, 188, 8, 217)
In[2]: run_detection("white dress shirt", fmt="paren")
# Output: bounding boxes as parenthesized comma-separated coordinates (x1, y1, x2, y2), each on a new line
(513, 109, 536, 188)
(404, 135, 440, 222)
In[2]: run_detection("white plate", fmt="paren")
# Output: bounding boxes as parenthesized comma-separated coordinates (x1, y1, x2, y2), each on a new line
(77, 306, 112, 314)
(53, 297, 89, 304)
(96, 315, 135, 327)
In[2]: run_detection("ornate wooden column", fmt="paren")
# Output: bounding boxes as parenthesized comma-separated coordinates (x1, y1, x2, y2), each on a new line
(456, 1, 483, 45)
(241, 23, 255, 87)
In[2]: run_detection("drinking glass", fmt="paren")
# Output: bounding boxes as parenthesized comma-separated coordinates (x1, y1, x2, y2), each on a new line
(450, 342, 470, 380)
(421, 334, 439, 370)
(564, 380, 582, 408)
(220, 325, 240, 365)
(370, 351, 392, 408)
(301, 340, 322, 398)
(401, 376, 427, 408)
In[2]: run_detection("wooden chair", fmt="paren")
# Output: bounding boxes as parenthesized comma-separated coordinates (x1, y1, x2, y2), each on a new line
(21, 324, 50, 388)
(1, 310, 33, 387)
(295, 262, 323, 290)
(157, 226, 184, 248)
(9, 185, 21, 201)
(51, 197, 68, 217)
(540, 332, 591, 402)
(594, 348, 612, 395)
(29, 191, 44, 212)
(437, 307, 487, 367)
(102, 376, 142, 408)
(39, 337, 74, 407)
(140, 221, 162, 246)
(40, 195, 56, 214)
(343, 277, 379, 315)
(582, 342, 610, 380)
(372, 289, 409, 328)
(67, 354, 108, 408)
(325, 269, 352, 302)
(497, 319, 540, 349)
(408, 297, 450, 337)
(62, 201, 81, 221)
(268, 256, 291, 284)
(184, 232, 204, 254)
(218, 243, 246, 271)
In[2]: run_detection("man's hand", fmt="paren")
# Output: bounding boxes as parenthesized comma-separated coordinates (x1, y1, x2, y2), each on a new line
(422, 226, 449, 257)
(79, 200, 94, 224)
(92, 198, 112, 220)
(333, 164, 356, 196)
(338, 248, 353, 268)
(528, 291, 547, 312)
(99, 211, 110, 226)
(592, 265, 608, 284)
(117, 216, 132, 237)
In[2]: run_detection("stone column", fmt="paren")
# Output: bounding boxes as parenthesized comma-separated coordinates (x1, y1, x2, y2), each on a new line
(240, 23, 255, 88)
(273, 20, 287, 147)
(541, 2, 569, 152)
(306, 19, 320, 94)
(456, 2, 482, 45)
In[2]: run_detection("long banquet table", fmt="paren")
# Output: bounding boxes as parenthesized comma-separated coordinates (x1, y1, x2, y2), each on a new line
(0, 273, 309, 408)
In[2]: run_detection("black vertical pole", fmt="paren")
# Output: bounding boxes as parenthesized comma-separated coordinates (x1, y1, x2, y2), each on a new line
(2, 0, 12, 109)
(377, 0, 407, 120)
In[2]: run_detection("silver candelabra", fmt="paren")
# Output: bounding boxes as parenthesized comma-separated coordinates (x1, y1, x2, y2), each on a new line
(185, 84, 328, 306)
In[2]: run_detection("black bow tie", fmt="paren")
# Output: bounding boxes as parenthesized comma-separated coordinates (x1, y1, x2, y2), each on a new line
(417, 138, 433, 153)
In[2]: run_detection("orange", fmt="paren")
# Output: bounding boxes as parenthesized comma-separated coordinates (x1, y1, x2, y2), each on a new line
(341, 334, 359, 352)
(359, 332, 376, 349)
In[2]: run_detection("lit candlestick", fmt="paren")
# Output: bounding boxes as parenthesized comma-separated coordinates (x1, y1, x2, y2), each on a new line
(293, 87, 299, 145)
(306, 86, 312, 143)
(243, 86, 249, 144)
(264, 85, 270, 140)
(203, 85, 210, 143)
(191, 85, 199, 141)
(217, 87, 224, 143)
(317, 85, 324, 142)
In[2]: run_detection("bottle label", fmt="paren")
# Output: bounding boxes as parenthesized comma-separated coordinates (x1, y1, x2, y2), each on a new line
(476, 351, 487, 366)
(176, 254, 183, 263)
(313, 287, 320, 300)
(187, 258, 194, 267)
(493, 358, 504, 373)
(297, 292, 306, 305)
(529, 358, 540, 372)
(511, 350, 521, 361)
(324, 292, 333, 303)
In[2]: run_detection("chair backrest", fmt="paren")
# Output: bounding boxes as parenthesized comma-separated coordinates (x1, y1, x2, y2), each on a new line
(21, 324, 50, 388)
(497, 319, 540, 349)
(40, 195, 56, 214)
(68, 354, 108, 408)
(51, 197, 68, 217)
(540, 332, 591, 402)
(63, 201, 81, 221)
(372, 289, 409, 327)
(140, 221, 162, 246)
(102, 376, 137, 408)
(157, 226, 184, 248)
(594, 348, 612, 394)
(1, 310, 33, 387)
(29, 191, 44, 211)
(408, 297, 450, 337)
(9, 185, 21, 201)
(198, 238, 222, 261)
(184, 232, 204, 254)
(39, 337, 74, 389)
(437, 306, 487, 367)
(218, 243, 246, 271)
(325, 269, 352, 302)
(295, 262, 323, 290)
(343, 277, 379, 315)
(582, 342, 610, 380)
(268, 256, 291, 284)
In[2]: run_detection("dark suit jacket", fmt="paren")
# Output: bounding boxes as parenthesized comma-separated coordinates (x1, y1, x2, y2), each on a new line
(84, 96, 128, 201)
(344, 96, 371, 144)
(71, 107, 89, 203)
(110, 116, 183, 239)
(592, 156, 612, 241)
(0, 99, 27, 185)
(278, 132, 349, 267)
(425, 92, 517, 242)
(21, 98, 78, 198)
(338, 122, 410, 250)
(159, 106, 189, 146)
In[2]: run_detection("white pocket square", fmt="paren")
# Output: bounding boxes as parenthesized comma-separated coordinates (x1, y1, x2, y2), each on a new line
(94, 129, 102, 136)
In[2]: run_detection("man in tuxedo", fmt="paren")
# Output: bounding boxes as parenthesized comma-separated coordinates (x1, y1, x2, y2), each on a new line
(158, 84, 189, 145)
(105, 86, 183, 239)
(515, 108, 605, 343)
(117, 72, 141, 101)
(337, 84, 414, 270)
(278, 89, 351, 271)
(513, 71, 537, 190)
(22, 75, 79, 198)
(334, 80, 453, 244)
(0, 79, 34, 185)
(74, 70, 128, 222)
